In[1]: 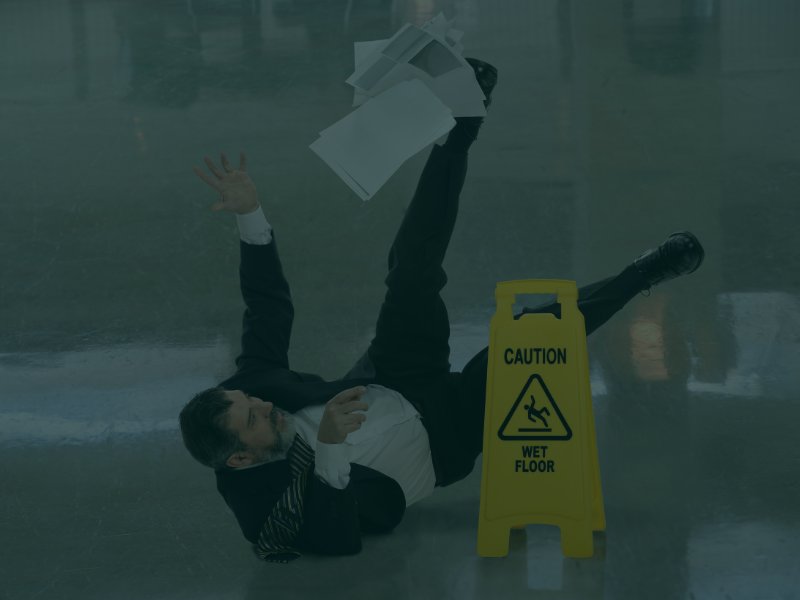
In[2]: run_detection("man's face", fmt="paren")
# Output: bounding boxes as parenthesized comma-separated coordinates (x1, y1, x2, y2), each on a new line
(223, 390, 295, 468)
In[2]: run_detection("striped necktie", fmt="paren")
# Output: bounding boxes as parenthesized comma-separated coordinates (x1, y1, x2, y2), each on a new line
(253, 432, 315, 563)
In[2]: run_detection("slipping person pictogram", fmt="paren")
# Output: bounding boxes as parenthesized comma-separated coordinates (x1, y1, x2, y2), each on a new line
(498, 373, 572, 440)
(179, 58, 705, 563)
(524, 394, 550, 429)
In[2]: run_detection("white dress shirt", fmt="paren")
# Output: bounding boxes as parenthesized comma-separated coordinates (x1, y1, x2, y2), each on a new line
(236, 206, 437, 507)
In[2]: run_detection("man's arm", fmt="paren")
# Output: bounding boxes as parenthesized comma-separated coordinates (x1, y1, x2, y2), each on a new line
(259, 388, 405, 556)
(218, 459, 405, 557)
(292, 386, 406, 554)
(295, 467, 406, 555)
(235, 226, 295, 371)
(193, 152, 294, 372)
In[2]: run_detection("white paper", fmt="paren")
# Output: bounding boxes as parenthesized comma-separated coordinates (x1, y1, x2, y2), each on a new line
(310, 11, 487, 200)
(347, 15, 486, 117)
(310, 80, 455, 201)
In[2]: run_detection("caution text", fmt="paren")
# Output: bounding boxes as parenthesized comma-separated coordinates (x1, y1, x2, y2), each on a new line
(504, 347, 567, 365)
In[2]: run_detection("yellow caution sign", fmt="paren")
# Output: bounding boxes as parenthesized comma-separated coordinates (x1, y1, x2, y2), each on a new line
(477, 280, 606, 558)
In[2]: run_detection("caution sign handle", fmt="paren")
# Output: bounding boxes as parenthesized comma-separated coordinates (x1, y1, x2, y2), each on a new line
(494, 279, 579, 321)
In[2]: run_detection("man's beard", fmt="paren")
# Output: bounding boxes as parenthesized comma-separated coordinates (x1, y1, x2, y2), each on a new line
(253, 408, 297, 464)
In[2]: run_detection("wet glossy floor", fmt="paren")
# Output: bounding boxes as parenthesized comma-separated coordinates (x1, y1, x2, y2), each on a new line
(2, 1, 800, 599)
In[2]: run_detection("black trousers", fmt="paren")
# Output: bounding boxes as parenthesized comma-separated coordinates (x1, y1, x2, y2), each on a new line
(345, 143, 648, 487)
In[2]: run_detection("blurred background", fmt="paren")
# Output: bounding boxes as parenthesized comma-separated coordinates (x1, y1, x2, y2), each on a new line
(1, 0, 799, 598)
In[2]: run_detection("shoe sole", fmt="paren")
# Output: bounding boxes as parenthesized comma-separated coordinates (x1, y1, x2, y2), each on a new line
(464, 57, 498, 93)
(668, 230, 705, 274)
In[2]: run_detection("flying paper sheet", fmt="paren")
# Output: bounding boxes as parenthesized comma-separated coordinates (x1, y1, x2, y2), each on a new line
(310, 12, 488, 201)
(347, 14, 486, 117)
(309, 80, 455, 201)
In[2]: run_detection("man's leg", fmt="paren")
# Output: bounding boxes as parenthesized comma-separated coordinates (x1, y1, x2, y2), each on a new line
(363, 142, 470, 385)
(342, 58, 497, 383)
(513, 264, 647, 335)
(450, 226, 705, 462)
(353, 137, 491, 487)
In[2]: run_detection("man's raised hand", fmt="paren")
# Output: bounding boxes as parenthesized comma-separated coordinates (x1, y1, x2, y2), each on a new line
(193, 151, 260, 215)
(317, 387, 370, 445)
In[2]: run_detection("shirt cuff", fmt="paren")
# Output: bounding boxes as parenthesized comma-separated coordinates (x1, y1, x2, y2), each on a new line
(235, 205, 273, 245)
(314, 440, 351, 489)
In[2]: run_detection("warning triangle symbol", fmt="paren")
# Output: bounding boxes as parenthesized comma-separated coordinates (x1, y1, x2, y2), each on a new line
(497, 373, 572, 441)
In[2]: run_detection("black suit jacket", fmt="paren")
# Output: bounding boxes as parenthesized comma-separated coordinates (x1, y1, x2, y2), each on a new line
(214, 235, 407, 556)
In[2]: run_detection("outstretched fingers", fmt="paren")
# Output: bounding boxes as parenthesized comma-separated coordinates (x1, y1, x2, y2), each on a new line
(220, 152, 233, 173)
(219, 151, 247, 174)
(193, 164, 221, 193)
(204, 156, 225, 179)
(193, 151, 248, 210)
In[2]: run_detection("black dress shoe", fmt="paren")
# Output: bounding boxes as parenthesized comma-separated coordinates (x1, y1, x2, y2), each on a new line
(465, 57, 498, 109)
(442, 58, 498, 151)
(633, 231, 705, 289)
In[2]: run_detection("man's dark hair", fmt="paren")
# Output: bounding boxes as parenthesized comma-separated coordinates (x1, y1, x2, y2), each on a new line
(179, 386, 248, 470)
